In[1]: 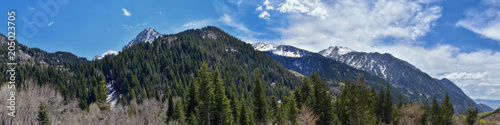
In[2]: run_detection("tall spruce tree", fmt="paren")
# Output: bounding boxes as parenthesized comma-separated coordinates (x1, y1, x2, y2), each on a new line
(253, 69, 267, 124)
(310, 72, 334, 125)
(186, 76, 198, 116)
(239, 104, 250, 125)
(230, 93, 240, 124)
(285, 93, 298, 124)
(211, 69, 233, 125)
(167, 95, 174, 121)
(430, 97, 441, 125)
(37, 102, 51, 125)
(383, 82, 393, 124)
(440, 93, 454, 125)
(465, 104, 478, 125)
(196, 63, 214, 124)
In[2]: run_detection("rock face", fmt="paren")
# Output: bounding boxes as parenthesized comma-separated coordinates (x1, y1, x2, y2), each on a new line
(125, 28, 161, 49)
(318, 46, 492, 113)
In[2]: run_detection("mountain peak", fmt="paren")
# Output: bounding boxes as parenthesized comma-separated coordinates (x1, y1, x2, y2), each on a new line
(125, 28, 161, 49)
(252, 42, 277, 51)
(319, 46, 355, 59)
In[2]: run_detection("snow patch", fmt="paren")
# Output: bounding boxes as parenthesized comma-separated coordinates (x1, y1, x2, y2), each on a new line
(272, 48, 302, 58)
(319, 46, 355, 59)
(106, 80, 117, 109)
(252, 42, 277, 51)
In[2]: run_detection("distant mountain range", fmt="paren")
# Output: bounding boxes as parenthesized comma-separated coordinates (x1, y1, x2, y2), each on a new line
(474, 99, 500, 110)
(253, 42, 493, 113)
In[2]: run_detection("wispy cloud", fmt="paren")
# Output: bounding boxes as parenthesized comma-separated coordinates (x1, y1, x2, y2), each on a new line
(456, 0, 500, 43)
(48, 21, 54, 26)
(219, 14, 252, 33)
(183, 19, 214, 28)
(122, 8, 131, 17)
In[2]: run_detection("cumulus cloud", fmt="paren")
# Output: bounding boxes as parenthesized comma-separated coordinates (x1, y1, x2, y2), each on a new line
(276, 0, 441, 52)
(277, 0, 328, 20)
(259, 11, 271, 20)
(256, 0, 276, 19)
(122, 8, 131, 16)
(456, 2, 500, 42)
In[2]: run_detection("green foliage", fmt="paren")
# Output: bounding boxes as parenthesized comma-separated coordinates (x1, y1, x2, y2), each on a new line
(440, 93, 454, 125)
(172, 99, 186, 122)
(239, 104, 250, 125)
(211, 69, 233, 125)
(253, 69, 267, 124)
(284, 92, 298, 124)
(167, 96, 174, 121)
(430, 97, 441, 125)
(465, 104, 478, 125)
(37, 102, 51, 125)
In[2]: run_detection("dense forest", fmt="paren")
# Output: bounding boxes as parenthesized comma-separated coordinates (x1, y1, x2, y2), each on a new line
(0, 27, 496, 124)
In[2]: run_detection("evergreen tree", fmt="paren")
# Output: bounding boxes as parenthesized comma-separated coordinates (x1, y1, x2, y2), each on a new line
(211, 69, 233, 125)
(285, 93, 298, 124)
(230, 94, 240, 124)
(382, 82, 393, 124)
(37, 102, 51, 125)
(252, 69, 267, 124)
(397, 94, 403, 109)
(167, 96, 174, 121)
(187, 112, 197, 125)
(440, 93, 454, 125)
(186, 76, 198, 116)
(465, 104, 478, 125)
(430, 97, 441, 125)
(239, 104, 250, 125)
(310, 72, 334, 125)
(172, 99, 186, 121)
(196, 63, 214, 124)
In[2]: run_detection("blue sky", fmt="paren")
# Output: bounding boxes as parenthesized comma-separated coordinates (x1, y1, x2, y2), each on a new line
(2, 0, 500, 101)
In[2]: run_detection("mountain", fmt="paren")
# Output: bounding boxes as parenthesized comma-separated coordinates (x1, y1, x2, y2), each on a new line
(93, 50, 119, 60)
(124, 28, 161, 49)
(252, 42, 397, 96)
(319, 46, 493, 112)
(475, 99, 500, 109)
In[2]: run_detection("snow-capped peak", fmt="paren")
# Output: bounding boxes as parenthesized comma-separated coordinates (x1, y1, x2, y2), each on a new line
(125, 28, 161, 49)
(252, 42, 277, 51)
(93, 50, 119, 60)
(319, 46, 355, 58)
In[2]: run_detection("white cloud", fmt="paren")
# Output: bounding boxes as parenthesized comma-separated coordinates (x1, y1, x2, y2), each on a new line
(47, 21, 54, 26)
(220, 14, 252, 33)
(122, 8, 131, 17)
(267, 6, 275, 10)
(183, 19, 214, 28)
(276, 0, 328, 19)
(256, 6, 263, 11)
(259, 11, 271, 20)
(457, 7, 500, 42)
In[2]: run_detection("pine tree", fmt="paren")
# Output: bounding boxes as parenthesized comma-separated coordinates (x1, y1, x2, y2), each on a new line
(211, 69, 233, 125)
(239, 104, 250, 125)
(167, 96, 174, 121)
(253, 69, 267, 124)
(187, 112, 198, 125)
(172, 99, 185, 121)
(430, 97, 441, 125)
(465, 104, 478, 125)
(397, 94, 403, 109)
(196, 63, 214, 124)
(230, 94, 240, 124)
(310, 72, 334, 125)
(285, 93, 298, 124)
(383, 82, 393, 124)
(440, 93, 454, 125)
(37, 102, 51, 125)
(186, 76, 198, 116)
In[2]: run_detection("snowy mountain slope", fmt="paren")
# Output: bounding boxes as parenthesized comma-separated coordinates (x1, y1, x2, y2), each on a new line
(251, 43, 313, 58)
(124, 28, 161, 49)
(319, 46, 492, 112)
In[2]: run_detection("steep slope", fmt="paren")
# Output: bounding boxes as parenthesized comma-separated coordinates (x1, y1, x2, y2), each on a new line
(124, 28, 161, 48)
(319, 46, 493, 112)
(252, 43, 397, 96)
(96, 26, 302, 105)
